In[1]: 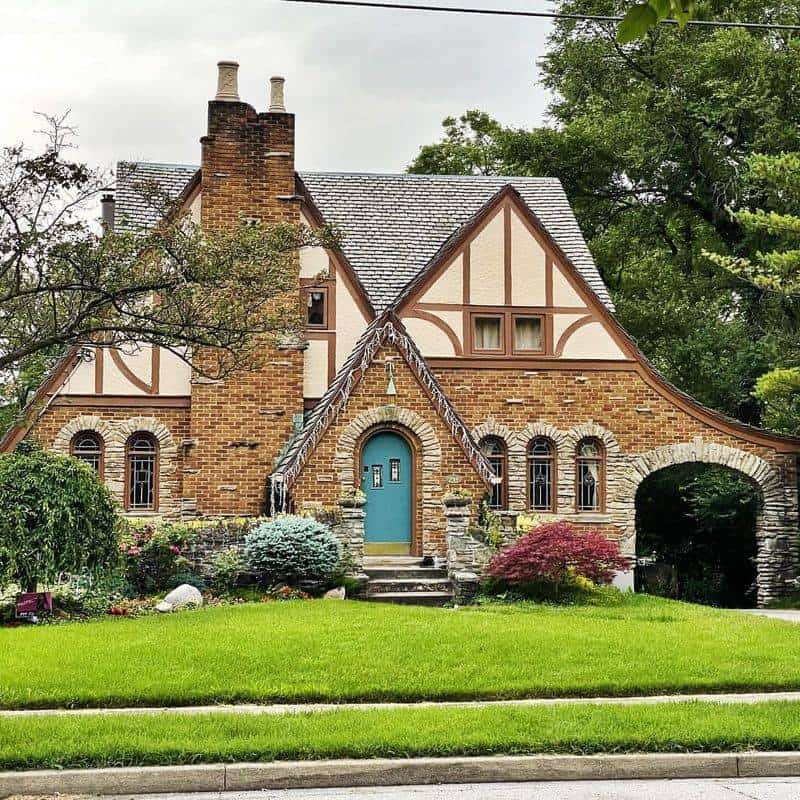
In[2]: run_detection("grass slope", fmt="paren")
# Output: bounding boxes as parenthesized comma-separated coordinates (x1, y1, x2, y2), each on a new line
(1, 596, 799, 709)
(4, 701, 800, 770)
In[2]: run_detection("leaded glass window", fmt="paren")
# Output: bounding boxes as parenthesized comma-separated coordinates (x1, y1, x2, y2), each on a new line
(480, 436, 507, 510)
(576, 438, 603, 512)
(127, 433, 158, 511)
(71, 431, 103, 476)
(528, 437, 554, 511)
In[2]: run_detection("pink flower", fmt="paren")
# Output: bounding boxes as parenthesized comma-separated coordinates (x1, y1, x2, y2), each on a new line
(128, 546, 140, 556)
(170, 545, 180, 554)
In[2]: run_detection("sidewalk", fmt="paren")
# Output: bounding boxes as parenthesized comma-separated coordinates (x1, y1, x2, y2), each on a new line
(4, 689, 800, 718)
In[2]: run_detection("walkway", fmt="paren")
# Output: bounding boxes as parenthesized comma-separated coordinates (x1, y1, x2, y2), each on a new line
(5, 689, 800, 718)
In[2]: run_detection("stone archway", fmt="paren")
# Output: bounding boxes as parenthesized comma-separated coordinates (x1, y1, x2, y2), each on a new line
(614, 440, 798, 606)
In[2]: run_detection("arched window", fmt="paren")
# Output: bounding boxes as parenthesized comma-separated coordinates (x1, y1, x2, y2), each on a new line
(70, 431, 104, 477)
(126, 433, 158, 511)
(480, 436, 507, 510)
(576, 438, 604, 512)
(528, 437, 555, 511)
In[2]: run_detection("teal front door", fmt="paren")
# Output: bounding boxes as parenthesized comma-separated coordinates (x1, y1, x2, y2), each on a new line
(361, 431, 412, 554)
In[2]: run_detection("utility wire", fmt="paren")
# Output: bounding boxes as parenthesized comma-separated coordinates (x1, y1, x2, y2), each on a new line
(282, 0, 800, 32)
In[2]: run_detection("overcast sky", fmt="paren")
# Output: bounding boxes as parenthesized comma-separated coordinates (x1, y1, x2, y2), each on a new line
(1, 0, 554, 177)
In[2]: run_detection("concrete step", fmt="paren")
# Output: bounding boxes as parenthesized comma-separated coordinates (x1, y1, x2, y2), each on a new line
(367, 577, 452, 594)
(363, 566, 448, 580)
(367, 591, 453, 606)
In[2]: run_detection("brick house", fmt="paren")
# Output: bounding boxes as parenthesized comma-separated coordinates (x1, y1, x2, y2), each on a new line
(3, 61, 799, 605)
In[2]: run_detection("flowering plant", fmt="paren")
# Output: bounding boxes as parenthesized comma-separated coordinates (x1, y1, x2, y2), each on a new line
(119, 520, 196, 595)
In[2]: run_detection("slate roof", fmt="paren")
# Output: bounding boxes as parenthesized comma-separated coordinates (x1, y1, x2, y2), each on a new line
(112, 162, 613, 312)
(114, 162, 198, 232)
(299, 172, 613, 312)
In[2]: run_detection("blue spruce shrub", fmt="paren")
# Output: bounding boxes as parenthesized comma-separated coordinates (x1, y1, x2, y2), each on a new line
(244, 515, 341, 585)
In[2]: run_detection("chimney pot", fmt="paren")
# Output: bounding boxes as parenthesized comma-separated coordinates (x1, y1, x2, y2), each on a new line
(100, 193, 115, 233)
(215, 60, 240, 102)
(269, 76, 286, 112)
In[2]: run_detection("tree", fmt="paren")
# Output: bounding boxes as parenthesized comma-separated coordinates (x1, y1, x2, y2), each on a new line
(0, 450, 120, 592)
(0, 114, 334, 383)
(409, 1, 800, 422)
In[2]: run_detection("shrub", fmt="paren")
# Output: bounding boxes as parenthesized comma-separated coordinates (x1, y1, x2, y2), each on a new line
(119, 520, 196, 596)
(210, 547, 242, 596)
(244, 515, 341, 586)
(487, 521, 630, 599)
(0, 451, 120, 592)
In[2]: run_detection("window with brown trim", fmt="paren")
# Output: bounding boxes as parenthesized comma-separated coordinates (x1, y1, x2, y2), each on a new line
(304, 287, 328, 328)
(70, 431, 104, 478)
(472, 314, 504, 353)
(576, 438, 604, 512)
(513, 315, 544, 353)
(480, 436, 507, 510)
(528, 437, 555, 511)
(126, 433, 159, 511)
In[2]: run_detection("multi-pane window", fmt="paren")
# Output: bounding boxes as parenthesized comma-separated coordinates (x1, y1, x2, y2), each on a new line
(480, 436, 507, 510)
(305, 289, 327, 327)
(371, 464, 383, 488)
(127, 433, 158, 511)
(528, 437, 555, 511)
(71, 431, 103, 477)
(389, 458, 401, 482)
(576, 438, 603, 512)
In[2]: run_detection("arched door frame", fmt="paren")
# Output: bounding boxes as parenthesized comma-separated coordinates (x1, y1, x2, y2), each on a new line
(356, 422, 420, 555)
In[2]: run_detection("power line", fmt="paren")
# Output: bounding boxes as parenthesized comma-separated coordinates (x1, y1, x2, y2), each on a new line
(282, 0, 800, 32)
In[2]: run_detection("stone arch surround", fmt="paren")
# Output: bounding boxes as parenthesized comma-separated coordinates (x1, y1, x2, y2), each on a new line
(336, 405, 443, 553)
(614, 440, 798, 606)
(53, 414, 180, 515)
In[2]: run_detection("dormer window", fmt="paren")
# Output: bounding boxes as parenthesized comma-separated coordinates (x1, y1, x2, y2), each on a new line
(305, 288, 327, 328)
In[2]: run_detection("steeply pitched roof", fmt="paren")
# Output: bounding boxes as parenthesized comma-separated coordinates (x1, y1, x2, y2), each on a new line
(113, 162, 613, 312)
(270, 311, 497, 502)
(299, 172, 613, 313)
(115, 162, 199, 232)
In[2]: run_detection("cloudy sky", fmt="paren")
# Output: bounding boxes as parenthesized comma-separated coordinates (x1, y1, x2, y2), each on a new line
(1, 0, 555, 177)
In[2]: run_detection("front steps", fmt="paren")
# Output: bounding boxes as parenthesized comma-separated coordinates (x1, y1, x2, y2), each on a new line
(362, 556, 452, 606)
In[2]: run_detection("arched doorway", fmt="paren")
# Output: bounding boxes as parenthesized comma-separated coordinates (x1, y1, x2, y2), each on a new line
(361, 430, 413, 554)
(634, 463, 760, 607)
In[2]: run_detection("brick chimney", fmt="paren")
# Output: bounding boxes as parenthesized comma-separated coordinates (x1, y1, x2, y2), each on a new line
(186, 61, 304, 516)
(200, 62, 297, 230)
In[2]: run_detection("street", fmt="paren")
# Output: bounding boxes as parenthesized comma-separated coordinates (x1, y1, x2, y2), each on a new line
(104, 778, 800, 799)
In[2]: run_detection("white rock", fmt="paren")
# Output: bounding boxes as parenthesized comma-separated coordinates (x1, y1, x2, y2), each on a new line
(323, 586, 346, 600)
(156, 583, 203, 613)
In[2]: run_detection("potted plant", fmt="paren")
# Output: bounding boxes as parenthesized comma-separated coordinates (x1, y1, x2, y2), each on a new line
(338, 487, 367, 508)
(443, 488, 472, 507)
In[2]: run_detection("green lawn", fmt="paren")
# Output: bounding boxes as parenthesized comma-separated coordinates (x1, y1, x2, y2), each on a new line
(3, 701, 800, 770)
(1, 596, 799, 709)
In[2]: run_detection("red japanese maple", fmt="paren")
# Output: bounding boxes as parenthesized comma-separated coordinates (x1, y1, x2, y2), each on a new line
(487, 521, 630, 587)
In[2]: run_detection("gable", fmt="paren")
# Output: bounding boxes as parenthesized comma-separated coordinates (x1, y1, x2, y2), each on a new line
(397, 191, 630, 364)
(271, 314, 496, 503)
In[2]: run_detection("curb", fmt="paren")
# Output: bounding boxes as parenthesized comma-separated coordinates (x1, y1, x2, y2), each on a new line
(2, 752, 800, 796)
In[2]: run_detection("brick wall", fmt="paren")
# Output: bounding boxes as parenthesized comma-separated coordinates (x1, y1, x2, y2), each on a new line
(186, 96, 305, 515)
(291, 344, 487, 555)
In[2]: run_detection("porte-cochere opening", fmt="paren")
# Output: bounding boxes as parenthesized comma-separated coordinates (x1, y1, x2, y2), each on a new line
(634, 464, 760, 608)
